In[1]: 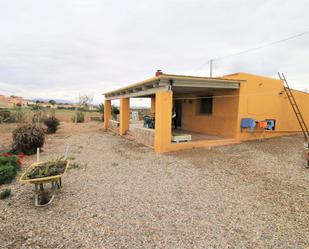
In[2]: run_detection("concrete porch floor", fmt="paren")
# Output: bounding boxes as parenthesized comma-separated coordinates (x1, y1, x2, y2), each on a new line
(130, 123, 226, 141)
(128, 123, 240, 151)
(173, 128, 223, 141)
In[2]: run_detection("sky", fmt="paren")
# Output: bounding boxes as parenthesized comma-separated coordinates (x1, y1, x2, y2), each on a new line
(0, 0, 308, 106)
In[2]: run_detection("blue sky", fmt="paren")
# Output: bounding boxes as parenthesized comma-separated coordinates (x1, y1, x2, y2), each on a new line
(0, 0, 308, 106)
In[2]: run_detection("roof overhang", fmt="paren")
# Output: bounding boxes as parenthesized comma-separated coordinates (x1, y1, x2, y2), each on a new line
(104, 74, 241, 100)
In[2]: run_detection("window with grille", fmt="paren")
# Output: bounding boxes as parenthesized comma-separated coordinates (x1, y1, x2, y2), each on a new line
(199, 96, 213, 114)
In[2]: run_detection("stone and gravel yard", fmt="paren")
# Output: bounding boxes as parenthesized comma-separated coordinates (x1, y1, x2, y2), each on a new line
(0, 123, 309, 249)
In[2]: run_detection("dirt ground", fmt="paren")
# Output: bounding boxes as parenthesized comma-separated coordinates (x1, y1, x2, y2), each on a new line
(0, 122, 308, 249)
(0, 121, 102, 148)
(50, 109, 102, 123)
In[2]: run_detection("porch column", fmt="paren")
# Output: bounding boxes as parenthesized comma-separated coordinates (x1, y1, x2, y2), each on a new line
(154, 91, 172, 152)
(150, 95, 156, 114)
(103, 99, 111, 130)
(119, 97, 130, 135)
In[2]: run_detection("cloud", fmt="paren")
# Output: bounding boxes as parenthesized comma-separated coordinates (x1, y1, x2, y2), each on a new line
(0, 0, 308, 105)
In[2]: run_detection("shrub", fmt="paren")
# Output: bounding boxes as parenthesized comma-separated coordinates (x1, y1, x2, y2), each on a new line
(72, 111, 85, 123)
(0, 153, 21, 184)
(9, 107, 28, 123)
(112, 105, 119, 114)
(98, 104, 104, 114)
(0, 189, 11, 199)
(31, 105, 42, 110)
(0, 165, 16, 184)
(44, 117, 60, 134)
(0, 109, 12, 123)
(0, 154, 21, 172)
(0, 109, 23, 123)
(12, 124, 45, 155)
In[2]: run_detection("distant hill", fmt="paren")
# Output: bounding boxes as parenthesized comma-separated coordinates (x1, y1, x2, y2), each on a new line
(30, 98, 74, 104)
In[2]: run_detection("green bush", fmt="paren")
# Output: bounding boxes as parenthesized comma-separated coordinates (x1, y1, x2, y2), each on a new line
(31, 105, 42, 111)
(44, 116, 60, 134)
(112, 105, 119, 120)
(0, 189, 11, 199)
(72, 111, 85, 123)
(0, 155, 20, 172)
(12, 124, 45, 155)
(0, 165, 16, 184)
(98, 104, 104, 114)
(0, 155, 21, 184)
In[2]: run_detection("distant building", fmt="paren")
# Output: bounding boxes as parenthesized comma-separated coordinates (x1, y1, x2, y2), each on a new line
(0, 95, 29, 108)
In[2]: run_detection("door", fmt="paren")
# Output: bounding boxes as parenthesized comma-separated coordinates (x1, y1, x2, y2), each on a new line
(174, 100, 182, 128)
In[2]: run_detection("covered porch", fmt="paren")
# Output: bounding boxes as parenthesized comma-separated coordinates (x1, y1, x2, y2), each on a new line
(103, 73, 242, 153)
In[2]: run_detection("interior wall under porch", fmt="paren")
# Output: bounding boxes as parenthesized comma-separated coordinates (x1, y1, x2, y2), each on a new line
(178, 89, 240, 138)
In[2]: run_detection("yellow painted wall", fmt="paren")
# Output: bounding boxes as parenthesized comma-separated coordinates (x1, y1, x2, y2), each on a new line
(180, 89, 240, 138)
(222, 73, 309, 140)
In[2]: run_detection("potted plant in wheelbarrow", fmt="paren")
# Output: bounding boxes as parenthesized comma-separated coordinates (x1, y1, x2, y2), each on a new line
(20, 158, 70, 207)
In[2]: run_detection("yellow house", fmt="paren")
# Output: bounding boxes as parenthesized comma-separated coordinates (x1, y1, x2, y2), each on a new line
(103, 71, 309, 153)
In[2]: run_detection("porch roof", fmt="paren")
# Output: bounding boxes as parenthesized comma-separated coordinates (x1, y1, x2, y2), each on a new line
(103, 74, 242, 100)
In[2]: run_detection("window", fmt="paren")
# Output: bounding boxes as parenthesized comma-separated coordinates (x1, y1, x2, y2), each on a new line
(199, 96, 213, 114)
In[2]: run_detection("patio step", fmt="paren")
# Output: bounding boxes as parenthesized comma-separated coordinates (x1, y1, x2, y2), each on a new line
(204, 139, 241, 148)
(168, 138, 241, 152)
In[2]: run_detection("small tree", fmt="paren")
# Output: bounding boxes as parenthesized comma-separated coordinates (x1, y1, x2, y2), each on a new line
(78, 94, 93, 110)
(49, 99, 56, 105)
(74, 94, 94, 123)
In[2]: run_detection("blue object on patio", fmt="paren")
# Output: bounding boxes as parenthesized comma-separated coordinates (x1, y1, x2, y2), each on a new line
(241, 118, 256, 132)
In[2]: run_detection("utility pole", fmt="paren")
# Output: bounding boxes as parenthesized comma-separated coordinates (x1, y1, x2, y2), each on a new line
(209, 59, 213, 77)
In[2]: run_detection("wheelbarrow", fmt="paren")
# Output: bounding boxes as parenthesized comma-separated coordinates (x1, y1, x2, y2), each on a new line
(20, 160, 70, 207)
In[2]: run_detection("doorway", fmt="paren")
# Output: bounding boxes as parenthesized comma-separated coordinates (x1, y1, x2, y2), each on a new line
(174, 100, 182, 128)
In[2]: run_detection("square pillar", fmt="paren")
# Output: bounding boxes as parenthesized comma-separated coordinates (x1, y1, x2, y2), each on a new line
(150, 96, 156, 114)
(119, 97, 130, 135)
(154, 91, 172, 152)
(103, 99, 111, 130)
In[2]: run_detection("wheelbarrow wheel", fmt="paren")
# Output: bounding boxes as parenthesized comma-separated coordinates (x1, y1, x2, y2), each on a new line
(34, 182, 57, 207)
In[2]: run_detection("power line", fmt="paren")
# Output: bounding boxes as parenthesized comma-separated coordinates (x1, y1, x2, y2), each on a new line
(214, 30, 309, 61)
(193, 30, 309, 74)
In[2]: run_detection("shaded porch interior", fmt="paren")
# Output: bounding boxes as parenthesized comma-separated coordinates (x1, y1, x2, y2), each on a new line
(127, 87, 241, 148)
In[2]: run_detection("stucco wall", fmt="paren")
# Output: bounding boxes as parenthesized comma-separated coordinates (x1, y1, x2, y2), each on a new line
(179, 73, 309, 141)
(222, 73, 309, 140)
(180, 89, 240, 138)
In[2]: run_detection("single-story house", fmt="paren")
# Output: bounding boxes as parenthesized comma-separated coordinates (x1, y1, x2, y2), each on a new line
(103, 71, 309, 153)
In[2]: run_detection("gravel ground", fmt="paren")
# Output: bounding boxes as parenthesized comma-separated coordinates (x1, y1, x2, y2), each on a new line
(0, 123, 308, 249)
